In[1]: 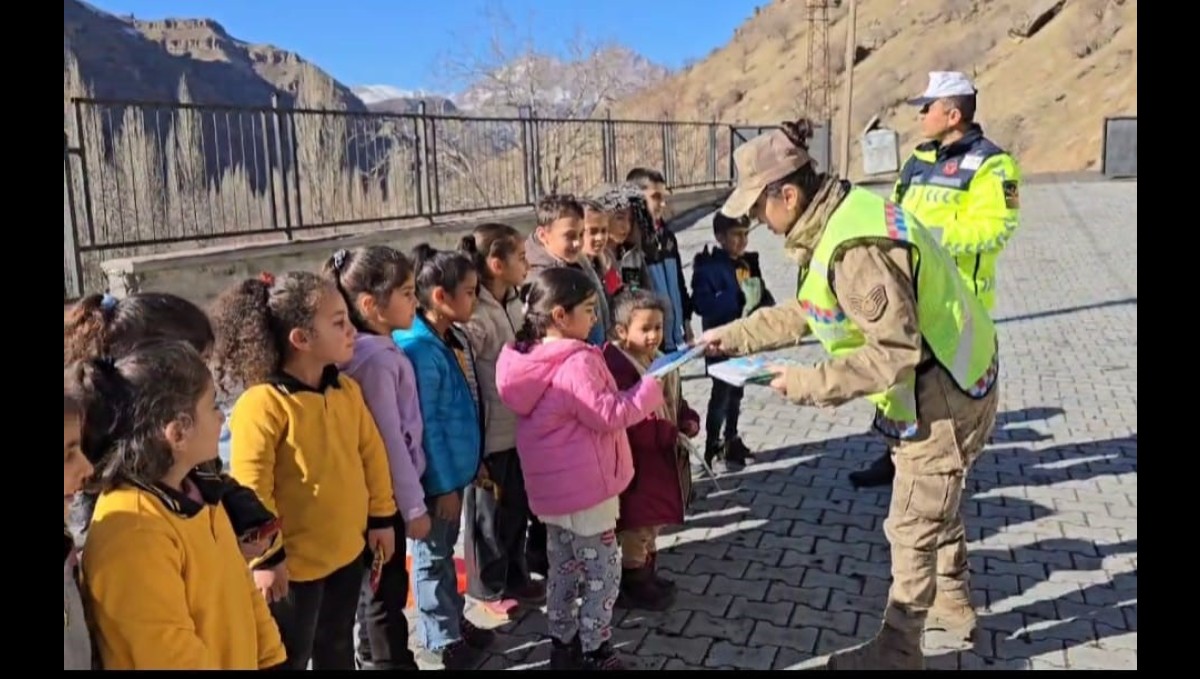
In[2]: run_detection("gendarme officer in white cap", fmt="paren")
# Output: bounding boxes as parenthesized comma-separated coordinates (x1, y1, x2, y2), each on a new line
(849, 71, 1021, 491)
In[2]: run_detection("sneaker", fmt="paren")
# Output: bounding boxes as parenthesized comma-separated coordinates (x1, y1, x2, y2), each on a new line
(550, 634, 584, 670)
(581, 641, 625, 670)
(477, 598, 519, 621)
(416, 640, 476, 671)
(508, 579, 547, 606)
(461, 619, 496, 650)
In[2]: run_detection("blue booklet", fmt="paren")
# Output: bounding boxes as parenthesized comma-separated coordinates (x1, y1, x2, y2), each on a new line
(707, 356, 803, 387)
(646, 343, 709, 378)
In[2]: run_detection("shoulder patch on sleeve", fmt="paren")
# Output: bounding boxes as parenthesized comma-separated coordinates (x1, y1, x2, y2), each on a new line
(1002, 180, 1020, 209)
(846, 284, 889, 323)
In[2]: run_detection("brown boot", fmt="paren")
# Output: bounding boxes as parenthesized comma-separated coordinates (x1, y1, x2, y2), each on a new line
(647, 552, 677, 596)
(826, 622, 924, 670)
(925, 590, 978, 645)
(616, 565, 675, 612)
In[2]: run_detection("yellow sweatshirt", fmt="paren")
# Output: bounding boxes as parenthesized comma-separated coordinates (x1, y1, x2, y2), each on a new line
(81, 475, 286, 670)
(229, 367, 398, 582)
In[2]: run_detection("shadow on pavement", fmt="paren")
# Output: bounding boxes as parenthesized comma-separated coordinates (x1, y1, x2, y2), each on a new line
(452, 406, 1137, 670)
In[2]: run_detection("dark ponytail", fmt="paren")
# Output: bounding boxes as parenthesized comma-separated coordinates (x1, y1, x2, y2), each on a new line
(321, 246, 414, 333)
(460, 223, 522, 283)
(779, 118, 816, 151)
(67, 340, 212, 487)
(516, 267, 597, 345)
(411, 243, 477, 307)
(64, 292, 214, 366)
(209, 271, 332, 396)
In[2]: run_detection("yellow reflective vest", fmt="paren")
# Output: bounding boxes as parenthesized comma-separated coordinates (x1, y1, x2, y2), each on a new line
(892, 125, 1020, 312)
(797, 187, 999, 439)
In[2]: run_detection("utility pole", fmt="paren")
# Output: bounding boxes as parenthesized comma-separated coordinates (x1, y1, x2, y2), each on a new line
(803, 1, 832, 123)
(837, 0, 858, 175)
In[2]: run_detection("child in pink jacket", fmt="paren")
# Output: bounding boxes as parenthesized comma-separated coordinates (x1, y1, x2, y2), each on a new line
(496, 268, 663, 671)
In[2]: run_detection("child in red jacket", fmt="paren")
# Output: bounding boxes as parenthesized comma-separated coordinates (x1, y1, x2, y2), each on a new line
(602, 289, 700, 611)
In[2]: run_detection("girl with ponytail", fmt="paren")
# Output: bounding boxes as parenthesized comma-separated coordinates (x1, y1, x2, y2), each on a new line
(322, 246, 424, 670)
(62, 292, 275, 560)
(494, 267, 666, 670)
(456, 224, 547, 621)
(391, 243, 496, 668)
(68, 341, 286, 670)
(210, 272, 399, 671)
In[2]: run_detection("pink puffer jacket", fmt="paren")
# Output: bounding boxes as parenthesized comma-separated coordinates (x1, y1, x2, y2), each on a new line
(495, 338, 663, 517)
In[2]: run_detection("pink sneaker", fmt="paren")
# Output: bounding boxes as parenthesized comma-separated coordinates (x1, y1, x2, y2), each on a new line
(478, 598, 519, 620)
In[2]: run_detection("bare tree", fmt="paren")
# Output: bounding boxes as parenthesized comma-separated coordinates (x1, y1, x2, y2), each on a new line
(437, 1, 666, 196)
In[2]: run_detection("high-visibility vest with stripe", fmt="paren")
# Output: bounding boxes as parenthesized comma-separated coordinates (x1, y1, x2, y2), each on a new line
(796, 188, 999, 439)
(892, 131, 1021, 312)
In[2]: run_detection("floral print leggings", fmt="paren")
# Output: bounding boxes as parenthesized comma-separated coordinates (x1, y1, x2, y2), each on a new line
(544, 525, 622, 653)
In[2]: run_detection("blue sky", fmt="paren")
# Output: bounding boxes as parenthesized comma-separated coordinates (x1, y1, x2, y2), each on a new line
(88, 0, 762, 92)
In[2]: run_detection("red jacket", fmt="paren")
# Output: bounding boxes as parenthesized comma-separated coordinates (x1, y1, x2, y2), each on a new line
(603, 344, 700, 530)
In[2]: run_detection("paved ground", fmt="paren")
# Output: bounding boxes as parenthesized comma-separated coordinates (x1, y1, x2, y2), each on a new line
(433, 179, 1138, 670)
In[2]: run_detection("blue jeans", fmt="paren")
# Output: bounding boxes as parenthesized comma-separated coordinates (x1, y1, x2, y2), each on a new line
(409, 497, 464, 651)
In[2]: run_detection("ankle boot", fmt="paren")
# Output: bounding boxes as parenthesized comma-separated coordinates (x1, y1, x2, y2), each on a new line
(826, 621, 924, 670)
(647, 552, 676, 596)
(616, 565, 675, 612)
(925, 590, 978, 645)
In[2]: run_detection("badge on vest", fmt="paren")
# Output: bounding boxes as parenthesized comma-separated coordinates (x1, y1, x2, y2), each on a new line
(1002, 180, 1020, 209)
(960, 153, 985, 171)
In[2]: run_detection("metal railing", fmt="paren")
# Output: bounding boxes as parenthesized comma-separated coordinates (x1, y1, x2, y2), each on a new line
(63, 96, 761, 297)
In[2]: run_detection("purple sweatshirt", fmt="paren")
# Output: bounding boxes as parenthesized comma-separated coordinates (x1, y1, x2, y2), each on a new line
(340, 333, 428, 522)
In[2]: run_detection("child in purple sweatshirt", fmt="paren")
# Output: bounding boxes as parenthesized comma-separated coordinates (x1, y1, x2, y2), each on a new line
(324, 246, 428, 671)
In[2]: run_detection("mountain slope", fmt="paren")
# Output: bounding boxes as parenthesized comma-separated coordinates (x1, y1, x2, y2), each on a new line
(63, 0, 363, 110)
(616, 0, 1137, 176)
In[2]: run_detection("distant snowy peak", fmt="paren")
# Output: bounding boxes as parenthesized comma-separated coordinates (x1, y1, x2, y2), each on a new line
(352, 85, 448, 105)
(355, 46, 669, 118)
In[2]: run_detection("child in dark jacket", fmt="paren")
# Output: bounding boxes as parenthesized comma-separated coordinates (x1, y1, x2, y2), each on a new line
(690, 213, 776, 471)
(602, 290, 700, 611)
(627, 168, 693, 352)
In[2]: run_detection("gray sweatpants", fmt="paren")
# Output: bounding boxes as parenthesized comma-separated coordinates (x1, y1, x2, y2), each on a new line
(544, 524, 622, 653)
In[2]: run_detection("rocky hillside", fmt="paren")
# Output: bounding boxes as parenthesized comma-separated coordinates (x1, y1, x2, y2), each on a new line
(616, 0, 1138, 176)
(63, 0, 362, 110)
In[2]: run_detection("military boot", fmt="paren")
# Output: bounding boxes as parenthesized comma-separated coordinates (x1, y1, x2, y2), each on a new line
(924, 590, 978, 646)
(848, 451, 895, 489)
(826, 622, 924, 670)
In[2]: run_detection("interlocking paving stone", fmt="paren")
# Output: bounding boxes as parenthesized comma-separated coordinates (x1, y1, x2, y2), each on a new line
(407, 180, 1136, 670)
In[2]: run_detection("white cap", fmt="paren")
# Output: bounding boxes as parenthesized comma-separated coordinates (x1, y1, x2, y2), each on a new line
(907, 71, 977, 106)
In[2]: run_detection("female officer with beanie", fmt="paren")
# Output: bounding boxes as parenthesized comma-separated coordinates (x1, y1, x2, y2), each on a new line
(700, 119, 1000, 670)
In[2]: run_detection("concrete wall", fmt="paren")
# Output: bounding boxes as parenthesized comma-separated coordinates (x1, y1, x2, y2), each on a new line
(101, 187, 731, 306)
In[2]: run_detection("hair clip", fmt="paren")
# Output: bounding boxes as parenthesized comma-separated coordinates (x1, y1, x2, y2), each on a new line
(259, 271, 276, 287)
(100, 293, 119, 312)
(332, 249, 350, 272)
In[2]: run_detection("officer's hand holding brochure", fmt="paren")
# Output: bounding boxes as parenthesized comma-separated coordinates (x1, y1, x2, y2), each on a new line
(707, 356, 805, 387)
(646, 342, 709, 379)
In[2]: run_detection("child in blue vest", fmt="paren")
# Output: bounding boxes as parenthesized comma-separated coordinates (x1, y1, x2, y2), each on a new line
(392, 244, 494, 670)
(690, 212, 775, 470)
